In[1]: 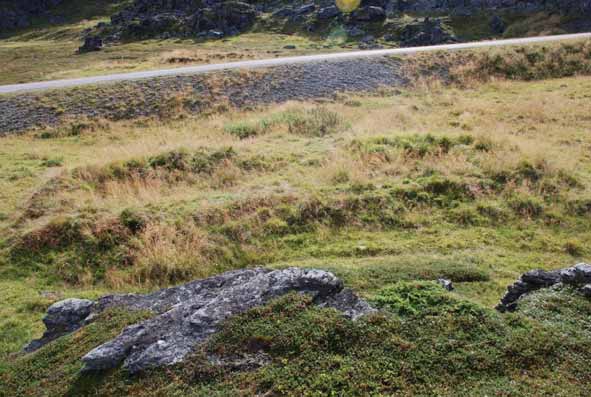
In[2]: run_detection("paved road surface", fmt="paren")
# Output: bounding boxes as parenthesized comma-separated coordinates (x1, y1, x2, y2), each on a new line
(1, 32, 590, 95)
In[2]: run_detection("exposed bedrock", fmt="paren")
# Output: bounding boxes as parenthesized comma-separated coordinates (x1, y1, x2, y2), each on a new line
(497, 263, 591, 312)
(25, 268, 375, 373)
(91, 0, 591, 45)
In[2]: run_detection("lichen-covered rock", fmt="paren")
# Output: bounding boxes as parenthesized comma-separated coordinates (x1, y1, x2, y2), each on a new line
(25, 268, 374, 374)
(497, 263, 591, 312)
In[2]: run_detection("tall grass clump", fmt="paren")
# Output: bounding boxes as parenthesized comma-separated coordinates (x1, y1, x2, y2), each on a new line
(129, 223, 214, 285)
(452, 40, 591, 83)
(284, 107, 344, 137)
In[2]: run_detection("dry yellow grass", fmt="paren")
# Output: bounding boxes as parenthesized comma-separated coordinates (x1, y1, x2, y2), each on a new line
(3, 76, 589, 236)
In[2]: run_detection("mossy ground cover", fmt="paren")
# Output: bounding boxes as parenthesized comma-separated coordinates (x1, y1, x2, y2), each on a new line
(1, 44, 591, 394)
(2, 286, 590, 396)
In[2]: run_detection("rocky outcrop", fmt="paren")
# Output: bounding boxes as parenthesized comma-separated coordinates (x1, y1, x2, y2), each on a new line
(89, 0, 591, 45)
(25, 268, 375, 373)
(497, 263, 591, 312)
(399, 17, 456, 46)
(78, 36, 103, 52)
(0, 0, 63, 32)
(3, 0, 591, 37)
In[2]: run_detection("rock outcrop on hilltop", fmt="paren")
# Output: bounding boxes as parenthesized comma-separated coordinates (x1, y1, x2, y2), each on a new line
(0, 0, 63, 32)
(88, 0, 591, 47)
(25, 268, 375, 373)
(497, 263, 591, 312)
(3, 0, 591, 45)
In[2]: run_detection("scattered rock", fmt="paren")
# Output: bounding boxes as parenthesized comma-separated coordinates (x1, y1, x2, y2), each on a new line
(346, 26, 366, 38)
(400, 18, 455, 47)
(352, 6, 386, 22)
(361, 34, 376, 43)
(25, 268, 374, 373)
(383, 33, 397, 42)
(78, 36, 103, 53)
(497, 263, 591, 312)
(317, 6, 341, 20)
(437, 278, 454, 291)
(296, 4, 316, 16)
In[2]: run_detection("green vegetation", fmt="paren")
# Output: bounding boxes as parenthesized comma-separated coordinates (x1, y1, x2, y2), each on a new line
(1, 43, 591, 395)
(3, 286, 590, 396)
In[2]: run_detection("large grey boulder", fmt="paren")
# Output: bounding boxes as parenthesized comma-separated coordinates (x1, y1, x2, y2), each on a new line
(497, 263, 591, 312)
(26, 268, 375, 373)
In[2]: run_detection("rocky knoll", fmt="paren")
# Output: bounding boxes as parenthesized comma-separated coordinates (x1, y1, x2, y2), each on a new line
(25, 268, 374, 373)
(0, 0, 63, 32)
(497, 263, 591, 312)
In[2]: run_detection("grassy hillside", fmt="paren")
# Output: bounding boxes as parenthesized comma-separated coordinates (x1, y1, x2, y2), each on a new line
(1, 41, 591, 395)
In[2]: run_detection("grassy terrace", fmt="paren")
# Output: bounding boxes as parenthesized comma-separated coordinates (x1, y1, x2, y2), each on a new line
(1, 41, 591, 395)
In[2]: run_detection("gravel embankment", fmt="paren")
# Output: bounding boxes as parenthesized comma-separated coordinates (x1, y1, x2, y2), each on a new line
(0, 57, 405, 135)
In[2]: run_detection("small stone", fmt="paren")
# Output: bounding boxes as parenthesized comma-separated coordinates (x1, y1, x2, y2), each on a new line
(206, 30, 224, 39)
(317, 6, 340, 20)
(437, 279, 454, 291)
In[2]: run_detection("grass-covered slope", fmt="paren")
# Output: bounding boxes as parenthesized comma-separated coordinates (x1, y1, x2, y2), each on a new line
(1, 42, 591, 395)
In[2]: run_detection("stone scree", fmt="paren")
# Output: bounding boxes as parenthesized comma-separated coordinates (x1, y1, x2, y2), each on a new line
(497, 263, 591, 312)
(25, 268, 375, 373)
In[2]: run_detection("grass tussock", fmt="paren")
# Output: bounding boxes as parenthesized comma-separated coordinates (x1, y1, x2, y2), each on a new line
(224, 106, 345, 139)
(127, 222, 214, 286)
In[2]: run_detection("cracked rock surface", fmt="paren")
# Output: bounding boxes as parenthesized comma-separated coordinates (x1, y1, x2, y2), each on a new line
(25, 268, 374, 373)
(497, 263, 591, 312)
